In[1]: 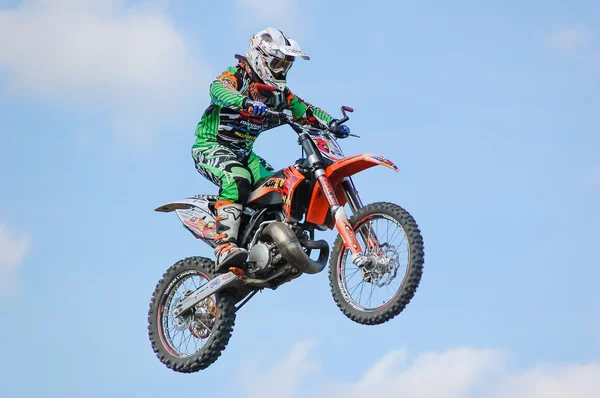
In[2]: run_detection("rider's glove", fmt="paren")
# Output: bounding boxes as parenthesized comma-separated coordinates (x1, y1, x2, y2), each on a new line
(244, 99, 269, 117)
(330, 120, 351, 139)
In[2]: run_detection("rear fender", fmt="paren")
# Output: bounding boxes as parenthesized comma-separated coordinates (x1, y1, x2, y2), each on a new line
(305, 153, 398, 226)
(155, 197, 218, 247)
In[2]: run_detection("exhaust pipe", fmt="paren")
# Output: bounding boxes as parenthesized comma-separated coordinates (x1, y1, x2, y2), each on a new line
(262, 222, 329, 274)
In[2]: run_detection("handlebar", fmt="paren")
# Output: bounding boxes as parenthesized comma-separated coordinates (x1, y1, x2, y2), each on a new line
(263, 106, 360, 138)
(264, 109, 293, 122)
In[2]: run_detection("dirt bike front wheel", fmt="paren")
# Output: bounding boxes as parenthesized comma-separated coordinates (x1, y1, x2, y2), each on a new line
(329, 202, 424, 325)
(147, 256, 236, 373)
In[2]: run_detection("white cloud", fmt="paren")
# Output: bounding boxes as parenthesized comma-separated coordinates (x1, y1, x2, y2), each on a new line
(239, 340, 321, 398)
(239, 341, 600, 398)
(545, 27, 588, 53)
(0, 223, 30, 297)
(0, 0, 207, 148)
(491, 363, 600, 398)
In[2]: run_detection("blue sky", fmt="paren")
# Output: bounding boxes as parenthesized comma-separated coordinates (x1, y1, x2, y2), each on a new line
(1, 0, 599, 397)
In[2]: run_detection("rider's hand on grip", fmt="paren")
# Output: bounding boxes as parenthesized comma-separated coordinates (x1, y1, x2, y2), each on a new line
(245, 99, 269, 117)
(330, 120, 351, 139)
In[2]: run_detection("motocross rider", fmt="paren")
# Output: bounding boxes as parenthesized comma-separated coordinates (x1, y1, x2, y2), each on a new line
(192, 27, 351, 273)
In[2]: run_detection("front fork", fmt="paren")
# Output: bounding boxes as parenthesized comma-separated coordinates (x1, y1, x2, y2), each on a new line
(341, 177, 363, 213)
(342, 177, 382, 254)
(315, 172, 380, 264)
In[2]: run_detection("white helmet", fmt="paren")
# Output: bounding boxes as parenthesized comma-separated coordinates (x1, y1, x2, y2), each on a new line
(245, 27, 310, 91)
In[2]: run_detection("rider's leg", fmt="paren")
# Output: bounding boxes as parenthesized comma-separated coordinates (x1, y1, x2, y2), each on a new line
(192, 143, 253, 272)
(213, 199, 247, 272)
(246, 151, 276, 184)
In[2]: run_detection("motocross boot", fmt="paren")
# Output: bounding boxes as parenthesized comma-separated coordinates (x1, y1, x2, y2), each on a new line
(213, 201, 248, 273)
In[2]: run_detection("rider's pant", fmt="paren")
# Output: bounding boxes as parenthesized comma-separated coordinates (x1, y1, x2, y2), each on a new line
(192, 141, 275, 204)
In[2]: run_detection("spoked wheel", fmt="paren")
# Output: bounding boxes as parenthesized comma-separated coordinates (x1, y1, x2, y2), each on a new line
(148, 256, 236, 373)
(329, 202, 424, 325)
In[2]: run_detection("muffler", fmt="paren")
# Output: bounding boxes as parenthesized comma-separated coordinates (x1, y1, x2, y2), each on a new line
(261, 222, 329, 274)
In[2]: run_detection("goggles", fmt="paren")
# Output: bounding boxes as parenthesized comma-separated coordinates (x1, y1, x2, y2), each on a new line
(267, 55, 294, 76)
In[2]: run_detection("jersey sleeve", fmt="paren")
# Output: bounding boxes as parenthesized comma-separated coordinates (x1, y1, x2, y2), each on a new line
(284, 88, 335, 128)
(209, 66, 248, 109)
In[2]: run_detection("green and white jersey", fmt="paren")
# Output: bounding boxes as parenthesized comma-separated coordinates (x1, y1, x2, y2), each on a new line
(193, 55, 334, 154)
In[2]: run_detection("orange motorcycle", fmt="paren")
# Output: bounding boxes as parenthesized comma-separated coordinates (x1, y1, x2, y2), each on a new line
(148, 106, 425, 373)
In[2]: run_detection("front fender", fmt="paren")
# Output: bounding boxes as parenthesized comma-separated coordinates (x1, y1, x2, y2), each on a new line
(305, 153, 398, 226)
(326, 153, 399, 177)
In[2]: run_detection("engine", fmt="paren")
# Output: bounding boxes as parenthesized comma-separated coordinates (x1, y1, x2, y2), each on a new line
(244, 219, 329, 277)
(247, 241, 284, 274)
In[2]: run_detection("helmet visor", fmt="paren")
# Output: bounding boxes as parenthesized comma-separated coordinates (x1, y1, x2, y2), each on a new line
(268, 56, 294, 75)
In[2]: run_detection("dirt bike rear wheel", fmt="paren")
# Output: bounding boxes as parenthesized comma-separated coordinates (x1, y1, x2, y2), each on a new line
(147, 256, 236, 373)
(329, 202, 424, 325)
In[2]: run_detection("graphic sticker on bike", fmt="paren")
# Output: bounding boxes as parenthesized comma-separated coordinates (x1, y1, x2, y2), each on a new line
(281, 167, 305, 219)
(177, 208, 216, 239)
(313, 136, 344, 160)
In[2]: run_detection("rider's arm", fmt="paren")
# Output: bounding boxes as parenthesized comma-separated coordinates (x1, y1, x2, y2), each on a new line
(284, 88, 335, 128)
(209, 66, 250, 109)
